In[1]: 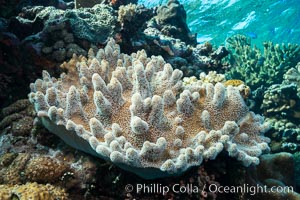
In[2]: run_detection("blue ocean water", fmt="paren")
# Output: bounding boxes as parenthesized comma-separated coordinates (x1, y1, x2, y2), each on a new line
(138, 0, 300, 47)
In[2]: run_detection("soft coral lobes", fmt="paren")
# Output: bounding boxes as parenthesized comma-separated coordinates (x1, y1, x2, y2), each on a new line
(29, 39, 270, 178)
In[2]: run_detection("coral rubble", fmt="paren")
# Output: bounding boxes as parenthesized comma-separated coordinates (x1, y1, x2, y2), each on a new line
(29, 39, 270, 178)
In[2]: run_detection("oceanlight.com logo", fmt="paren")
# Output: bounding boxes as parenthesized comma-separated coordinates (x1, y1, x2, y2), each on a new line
(124, 183, 294, 196)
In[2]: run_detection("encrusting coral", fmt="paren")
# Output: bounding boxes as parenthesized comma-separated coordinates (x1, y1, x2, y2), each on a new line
(29, 38, 270, 178)
(0, 182, 68, 200)
(261, 62, 300, 153)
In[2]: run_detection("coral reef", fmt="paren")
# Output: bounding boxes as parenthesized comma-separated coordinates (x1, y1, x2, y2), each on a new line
(0, 153, 31, 184)
(199, 71, 226, 85)
(261, 63, 300, 153)
(0, 101, 98, 193)
(2, 154, 70, 187)
(14, 4, 117, 44)
(41, 21, 88, 62)
(0, 3, 119, 109)
(1, 0, 229, 110)
(29, 38, 270, 178)
(188, 43, 229, 73)
(183, 71, 226, 89)
(0, 151, 98, 194)
(118, 3, 143, 26)
(224, 80, 251, 100)
(0, 182, 68, 200)
(125, 1, 195, 59)
(0, 99, 35, 136)
(225, 34, 300, 90)
(0, 0, 71, 18)
(1, 0, 299, 199)
(262, 84, 300, 122)
(168, 44, 229, 77)
(121, 0, 230, 77)
(0, 99, 57, 155)
(66, 4, 117, 43)
(24, 156, 70, 183)
(117, 3, 154, 50)
(75, 0, 138, 9)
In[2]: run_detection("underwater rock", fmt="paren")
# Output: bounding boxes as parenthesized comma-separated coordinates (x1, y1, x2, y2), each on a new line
(75, 0, 138, 9)
(257, 153, 294, 187)
(0, 31, 31, 108)
(0, 0, 20, 18)
(211, 46, 229, 60)
(245, 152, 300, 200)
(0, 18, 8, 32)
(29, 38, 270, 179)
(154, 0, 196, 45)
(293, 152, 300, 191)
(129, 0, 201, 77)
(188, 43, 229, 74)
(75, 0, 105, 8)
(118, 3, 153, 34)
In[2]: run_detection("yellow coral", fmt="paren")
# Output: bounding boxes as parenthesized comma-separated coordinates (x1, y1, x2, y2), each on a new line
(25, 156, 69, 183)
(224, 80, 251, 99)
(224, 79, 244, 87)
(0, 183, 68, 200)
(1, 153, 31, 184)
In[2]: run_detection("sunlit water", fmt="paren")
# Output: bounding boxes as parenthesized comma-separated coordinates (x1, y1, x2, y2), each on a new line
(138, 0, 300, 47)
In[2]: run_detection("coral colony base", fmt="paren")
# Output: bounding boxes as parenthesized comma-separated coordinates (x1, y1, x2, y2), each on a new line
(29, 39, 270, 179)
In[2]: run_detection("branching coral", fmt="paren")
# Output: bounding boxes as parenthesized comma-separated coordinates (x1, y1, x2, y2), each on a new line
(29, 39, 270, 178)
(225, 34, 300, 90)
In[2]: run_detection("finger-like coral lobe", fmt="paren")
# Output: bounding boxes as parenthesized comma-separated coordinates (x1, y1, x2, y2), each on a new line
(29, 39, 270, 178)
